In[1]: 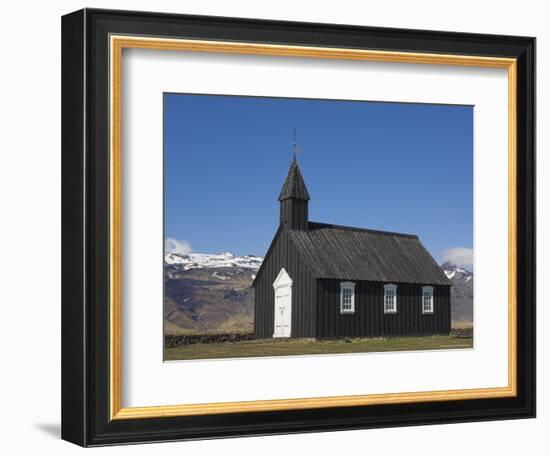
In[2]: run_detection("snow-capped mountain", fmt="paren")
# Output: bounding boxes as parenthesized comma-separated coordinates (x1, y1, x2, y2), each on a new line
(441, 262, 473, 283)
(164, 251, 263, 334)
(441, 262, 473, 325)
(165, 251, 263, 271)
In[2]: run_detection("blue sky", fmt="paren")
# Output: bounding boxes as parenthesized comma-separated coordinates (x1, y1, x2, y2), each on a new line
(164, 94, 473, 267)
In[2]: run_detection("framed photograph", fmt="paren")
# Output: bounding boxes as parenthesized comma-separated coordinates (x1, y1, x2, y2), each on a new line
(61, 8, 535, 446)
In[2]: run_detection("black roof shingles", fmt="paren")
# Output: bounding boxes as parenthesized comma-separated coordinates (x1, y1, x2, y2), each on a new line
(288, 222, 451, 285)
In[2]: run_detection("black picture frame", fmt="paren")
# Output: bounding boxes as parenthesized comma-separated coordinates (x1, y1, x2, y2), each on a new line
(62, 8, 536, 447)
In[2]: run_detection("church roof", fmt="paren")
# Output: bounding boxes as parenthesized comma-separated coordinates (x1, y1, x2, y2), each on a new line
(278, 158, 311, 201)
(287, 222, 451, 285)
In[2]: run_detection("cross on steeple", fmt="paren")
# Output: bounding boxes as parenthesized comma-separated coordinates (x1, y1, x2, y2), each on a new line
(292, 128, 302, 160)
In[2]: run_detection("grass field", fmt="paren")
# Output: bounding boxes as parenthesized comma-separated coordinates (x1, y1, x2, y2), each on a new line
(164, 335, 473, 361)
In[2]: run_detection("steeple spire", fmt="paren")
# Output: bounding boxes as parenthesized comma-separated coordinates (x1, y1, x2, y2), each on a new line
(278, 156, 310, 231)
(278, 158, 311, 201)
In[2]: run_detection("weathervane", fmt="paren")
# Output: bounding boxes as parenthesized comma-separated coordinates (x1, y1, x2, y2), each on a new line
(292, 128, 302, 160)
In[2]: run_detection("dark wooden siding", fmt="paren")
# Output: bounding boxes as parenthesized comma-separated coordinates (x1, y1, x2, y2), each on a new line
(280, 199, 308, 231)
(316, 280, 451, 338)
(253, 228, 316, 339)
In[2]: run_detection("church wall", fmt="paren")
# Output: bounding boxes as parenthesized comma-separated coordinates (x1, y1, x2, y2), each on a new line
(316, 280, 451, 338)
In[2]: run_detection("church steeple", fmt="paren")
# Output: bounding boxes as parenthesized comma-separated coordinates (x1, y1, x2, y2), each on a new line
(278, 158, 310, 230)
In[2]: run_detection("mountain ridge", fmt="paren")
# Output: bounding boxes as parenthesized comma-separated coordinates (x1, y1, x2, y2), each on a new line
(165, 251, 262, 271)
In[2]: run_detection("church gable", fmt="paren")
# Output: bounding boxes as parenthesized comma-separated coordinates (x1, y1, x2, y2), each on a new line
(252, 226, 315, 288)
(252, 226, 318, 339)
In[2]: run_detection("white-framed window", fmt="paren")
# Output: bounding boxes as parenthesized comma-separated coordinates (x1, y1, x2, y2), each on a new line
(340, 281, 355, 314)
(422, 286, 434, 314)
(384, 284, 397, 313)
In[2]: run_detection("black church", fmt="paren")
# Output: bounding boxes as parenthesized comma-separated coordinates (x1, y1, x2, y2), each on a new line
(252, 158, 451, 339)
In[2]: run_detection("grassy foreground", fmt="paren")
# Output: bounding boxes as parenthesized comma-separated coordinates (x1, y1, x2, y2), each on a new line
(164, 335, 473, 361)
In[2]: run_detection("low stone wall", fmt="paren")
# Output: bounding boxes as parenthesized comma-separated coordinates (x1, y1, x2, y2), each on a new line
(451, 327, 473, 338)
(165, 329, 472, 348)
(165, 332, 254, 348)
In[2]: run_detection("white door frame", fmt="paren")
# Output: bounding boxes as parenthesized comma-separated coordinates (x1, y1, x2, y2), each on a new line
(273, 268, 292, 338)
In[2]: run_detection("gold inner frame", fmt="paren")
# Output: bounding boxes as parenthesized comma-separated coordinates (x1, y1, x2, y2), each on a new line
(109, 35, 518, 420)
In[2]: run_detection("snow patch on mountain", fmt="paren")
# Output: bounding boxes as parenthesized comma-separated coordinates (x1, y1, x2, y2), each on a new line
(165, 251, 263, 271)
(212, 271, 230, 280)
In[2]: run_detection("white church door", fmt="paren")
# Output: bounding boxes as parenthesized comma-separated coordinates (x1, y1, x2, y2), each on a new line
(273, 268, 292, 338)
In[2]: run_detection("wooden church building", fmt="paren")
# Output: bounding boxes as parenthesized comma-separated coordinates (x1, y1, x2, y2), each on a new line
(252, 157, 452, 339)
